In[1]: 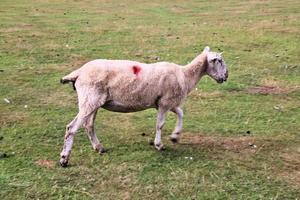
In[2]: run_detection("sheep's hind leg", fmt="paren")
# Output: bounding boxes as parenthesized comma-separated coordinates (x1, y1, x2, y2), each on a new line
(83, 110, 106, 154)
(169, 107, 183, 143)
(60, 87, 106, 167)
(154, 107, 168, 151)
(60, 111, 90, 167)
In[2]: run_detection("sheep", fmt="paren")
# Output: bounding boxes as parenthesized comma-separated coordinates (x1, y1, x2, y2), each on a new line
(59, 46, 228, 167)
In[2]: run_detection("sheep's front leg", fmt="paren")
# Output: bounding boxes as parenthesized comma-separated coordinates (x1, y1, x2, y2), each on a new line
(83, 110, 106, 154)
(154, 107, 167, 150)
(170, 107, 184, 143)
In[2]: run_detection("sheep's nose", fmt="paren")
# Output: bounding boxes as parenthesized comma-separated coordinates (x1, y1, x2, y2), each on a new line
(217, 78, 224, 83)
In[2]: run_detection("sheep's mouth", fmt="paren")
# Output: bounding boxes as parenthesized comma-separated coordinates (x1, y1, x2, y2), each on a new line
(216, 77, 227, 83)
(216, 79, 224, 84)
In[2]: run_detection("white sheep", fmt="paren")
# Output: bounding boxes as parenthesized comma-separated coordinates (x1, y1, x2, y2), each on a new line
(59, 46, 228, 167)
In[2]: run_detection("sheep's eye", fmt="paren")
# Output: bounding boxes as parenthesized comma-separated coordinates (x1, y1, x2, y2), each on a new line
(211, 58, 217, 63)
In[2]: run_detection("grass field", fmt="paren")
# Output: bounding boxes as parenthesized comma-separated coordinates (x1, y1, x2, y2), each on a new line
(0, 0, 300, 199)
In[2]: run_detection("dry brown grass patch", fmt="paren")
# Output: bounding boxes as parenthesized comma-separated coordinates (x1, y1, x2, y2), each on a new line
(260, 77, 284, 87)
(246, 85, 299, 95)
(0, 110, 29, 126)
(189, 90, 224, 100)
(67, 54, 90, 69)
(35, 159, 55, 169)
(0, 23, 33, 33)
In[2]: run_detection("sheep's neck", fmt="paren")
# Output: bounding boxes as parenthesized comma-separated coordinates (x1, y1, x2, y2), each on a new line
(183, 52, 207, 94)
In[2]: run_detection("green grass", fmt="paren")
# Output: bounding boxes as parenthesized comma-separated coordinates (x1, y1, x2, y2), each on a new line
(0, 0, 300, 199)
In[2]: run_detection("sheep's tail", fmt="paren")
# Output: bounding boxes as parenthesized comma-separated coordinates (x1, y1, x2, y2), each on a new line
(60, 69, 80, 90)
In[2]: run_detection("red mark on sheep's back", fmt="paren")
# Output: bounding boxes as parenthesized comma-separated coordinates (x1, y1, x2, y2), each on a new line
(132, 65, 141, 75)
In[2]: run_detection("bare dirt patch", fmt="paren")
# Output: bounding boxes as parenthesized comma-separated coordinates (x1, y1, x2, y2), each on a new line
(197, 91, 224, 98)
(35, 159, 55, 169)
(36, 54, 88, 72)
(180, 133, 262, 154)
(40, 90, 76, 107)
(0, 23, 33, 33)
(249, 19, 300, 34)
(180, 133, 300, 188)
(277, 147, 300, 187)
(68, 54, 90, 68)
(246, 86, 299, 95)
(189, 90, 224, 101)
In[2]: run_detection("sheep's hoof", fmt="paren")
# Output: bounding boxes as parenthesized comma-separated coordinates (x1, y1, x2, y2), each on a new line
(170, 136, 178, 144)
(60, 158, 68, 168)
(99, 148, 107, 154)
(95, 144, 107, 154)
(155, 143, 166, 151)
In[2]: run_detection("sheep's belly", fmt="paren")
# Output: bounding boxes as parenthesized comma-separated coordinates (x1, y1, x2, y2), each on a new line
(102, 100, 153, 113)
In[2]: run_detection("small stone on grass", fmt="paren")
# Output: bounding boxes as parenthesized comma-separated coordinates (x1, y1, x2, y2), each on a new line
(4, 98, 10, 104)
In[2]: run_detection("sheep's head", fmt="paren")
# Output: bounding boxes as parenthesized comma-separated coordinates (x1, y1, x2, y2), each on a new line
(204, 46, 228, 84)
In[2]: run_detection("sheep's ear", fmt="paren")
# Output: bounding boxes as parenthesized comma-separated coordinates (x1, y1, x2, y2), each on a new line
(204, 46, 210, 52)
(220, 52, 223, 55)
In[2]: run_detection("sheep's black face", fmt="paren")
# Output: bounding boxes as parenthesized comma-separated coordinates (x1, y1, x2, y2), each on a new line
(206, 51, 228, 84)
